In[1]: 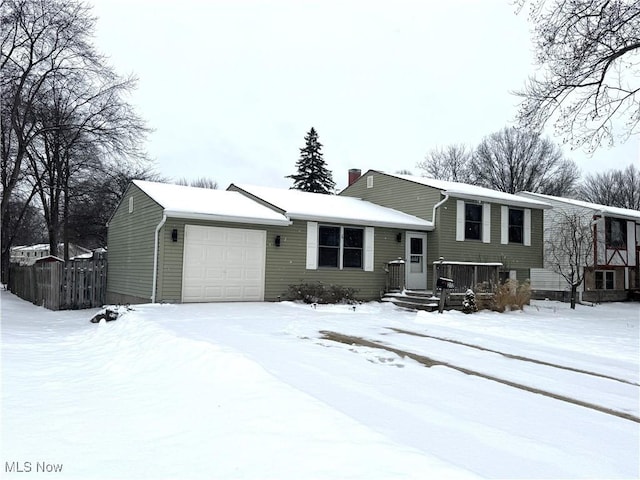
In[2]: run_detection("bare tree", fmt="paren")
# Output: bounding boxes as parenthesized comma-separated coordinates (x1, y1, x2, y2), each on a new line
(515, 0, 640, 151)
(1, 0, 149, 274)
(545, 208, 594, 309)
(470, 127, 580, 195)
(416, 144, 472, 181)
(579, 164, 640, 210)
(66, 163, 164, 249)
(175, 177, 218, 189)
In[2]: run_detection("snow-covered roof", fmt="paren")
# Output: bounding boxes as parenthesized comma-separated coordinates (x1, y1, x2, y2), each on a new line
(231, 184, 434, 230)
(517, 192, 640, 221)
(132, 180, 291, 226)
(375, 171, 553, 209)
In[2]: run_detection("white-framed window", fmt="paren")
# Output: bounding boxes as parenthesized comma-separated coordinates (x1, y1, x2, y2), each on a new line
(508, 208, 524, 244)
(128, 196, 134, 213)
(456, 200, 490, 243)
(501, 206, 532, 246)
(318, 225, 363, 268)
(595, 270, 615, 290)
(366, 175, 374, 188)
(306, 222, 374, 271)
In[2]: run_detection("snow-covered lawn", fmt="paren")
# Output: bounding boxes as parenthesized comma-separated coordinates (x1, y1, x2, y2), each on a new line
(2, 290, 638, 479)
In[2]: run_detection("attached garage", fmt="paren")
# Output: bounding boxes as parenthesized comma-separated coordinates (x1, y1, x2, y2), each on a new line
(182, 225, 266, 302)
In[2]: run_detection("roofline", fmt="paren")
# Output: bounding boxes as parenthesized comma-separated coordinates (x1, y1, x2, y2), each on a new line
(451, 192, 553, 209)
(361, 170, 552, 209)
(227, 184, 288, 215)
(518, 192, 640, 220)
(286, 213, 434, 231)
(163, 210, 292, 226)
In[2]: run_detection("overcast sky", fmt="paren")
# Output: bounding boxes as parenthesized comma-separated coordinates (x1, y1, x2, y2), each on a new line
(91, 0, 639, 191)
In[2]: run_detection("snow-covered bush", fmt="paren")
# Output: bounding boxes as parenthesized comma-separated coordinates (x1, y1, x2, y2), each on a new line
(287, 282, 359, 304)
(462, 289, 478, 314)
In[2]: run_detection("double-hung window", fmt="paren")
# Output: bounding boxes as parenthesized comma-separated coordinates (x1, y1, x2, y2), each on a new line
(465, 204, 482, 241)
(508, 208, 524, 244)
(318, 225, 363, 269)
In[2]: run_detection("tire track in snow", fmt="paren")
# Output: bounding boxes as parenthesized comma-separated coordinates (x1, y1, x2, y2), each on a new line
(319, 330, 640, 424)
(388, 327, 639, 387)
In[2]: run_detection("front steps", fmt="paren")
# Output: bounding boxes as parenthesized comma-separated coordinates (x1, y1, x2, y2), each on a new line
(382, 290, 440, 312)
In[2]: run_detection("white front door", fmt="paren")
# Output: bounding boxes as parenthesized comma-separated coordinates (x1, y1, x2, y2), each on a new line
(406, 232, 427, 290)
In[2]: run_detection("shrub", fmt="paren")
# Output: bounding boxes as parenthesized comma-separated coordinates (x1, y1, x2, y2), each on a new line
(287, 282, 359, 304)
(462, 289, 478, 314)
(492, 279, 531, 312)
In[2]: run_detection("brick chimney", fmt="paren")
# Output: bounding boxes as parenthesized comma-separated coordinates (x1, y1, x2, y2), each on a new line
(348, 169, 361, 186)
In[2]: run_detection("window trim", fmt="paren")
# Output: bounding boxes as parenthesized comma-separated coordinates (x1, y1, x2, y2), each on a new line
(306, 222, 374, 271)
(595, 270, 615, 290)
(508, 208, 524, 244)
(464, 203, 483, 241)
(605, 217, 627, 249)
(318, 224, 364, 270)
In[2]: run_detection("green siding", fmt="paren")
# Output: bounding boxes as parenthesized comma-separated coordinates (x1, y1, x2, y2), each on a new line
(107, 184, 164, 302)
(156, 218, 405, 302)
(341, 171, 442, 221)
(342, 171, 545, 288)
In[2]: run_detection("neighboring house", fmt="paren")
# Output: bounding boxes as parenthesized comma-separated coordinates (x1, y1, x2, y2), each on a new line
(340, 170, 552, 291)
(10, 243, 92, 265)
(518, 192, 640, 302)
(106, 180, 433, 304)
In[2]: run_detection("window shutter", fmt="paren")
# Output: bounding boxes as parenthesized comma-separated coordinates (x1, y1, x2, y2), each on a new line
(364, 227, 374, 272)
(501, 206, 508, 244)
(482, 203, 491, 243)
(524, 209, 531, 246)
(306, 222, 318, 270)
(456, 200, 465, 241)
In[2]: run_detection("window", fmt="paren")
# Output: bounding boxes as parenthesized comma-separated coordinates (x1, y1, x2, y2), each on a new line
(318, 225, 363, 269)
(465, 203, 482, 240)
(606, 218, 626, 248)
(128, 197, 134, 213)
(595, 270, 614, 290)
(508, 208, 524, 244)
(366, 176, 374, 188)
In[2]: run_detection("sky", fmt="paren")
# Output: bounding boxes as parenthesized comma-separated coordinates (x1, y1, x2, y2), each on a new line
(90, 0, 640, 191)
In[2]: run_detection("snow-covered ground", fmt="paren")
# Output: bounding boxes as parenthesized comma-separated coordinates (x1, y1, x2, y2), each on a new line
(2, 290, 638, 479)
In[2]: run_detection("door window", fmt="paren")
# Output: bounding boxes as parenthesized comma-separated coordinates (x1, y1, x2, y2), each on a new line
(410, 237, 424, 273)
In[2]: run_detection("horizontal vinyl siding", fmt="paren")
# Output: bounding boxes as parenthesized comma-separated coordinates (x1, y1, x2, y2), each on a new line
(341, 171, 442, 221)
(437, 201, 544, 272)
(158, 218, 406, 302)
(107, 185, 164, 302)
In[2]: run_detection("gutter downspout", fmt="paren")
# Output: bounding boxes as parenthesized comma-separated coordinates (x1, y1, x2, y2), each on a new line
(152, 214, 167, 303)
(432, 194, 449, 227)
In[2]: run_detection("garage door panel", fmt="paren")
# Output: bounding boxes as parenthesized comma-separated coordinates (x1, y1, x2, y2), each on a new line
(182, 225, 266, 302)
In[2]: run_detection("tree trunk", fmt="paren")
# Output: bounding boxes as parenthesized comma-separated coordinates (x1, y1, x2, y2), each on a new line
(1, 213, 11, 285)
(570, 284, 577, 309)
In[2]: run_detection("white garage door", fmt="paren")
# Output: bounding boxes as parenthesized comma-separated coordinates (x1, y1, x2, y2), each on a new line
(182, 225, 266, 302)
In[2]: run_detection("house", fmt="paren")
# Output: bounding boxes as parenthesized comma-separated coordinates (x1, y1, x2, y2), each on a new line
(517, 192, 640, 302)
(10, 243, 92, 265)
(106, 180, 433, 304)
(340, 170, 552, 291)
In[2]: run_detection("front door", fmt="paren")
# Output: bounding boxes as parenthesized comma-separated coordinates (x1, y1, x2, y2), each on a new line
(406, 232, 427, 290)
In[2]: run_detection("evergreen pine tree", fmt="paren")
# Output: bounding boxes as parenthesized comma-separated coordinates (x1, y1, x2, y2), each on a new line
(287, 127, 335, 194)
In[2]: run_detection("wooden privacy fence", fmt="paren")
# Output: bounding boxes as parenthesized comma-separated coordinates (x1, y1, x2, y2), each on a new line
(8, 259, 107, 310)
